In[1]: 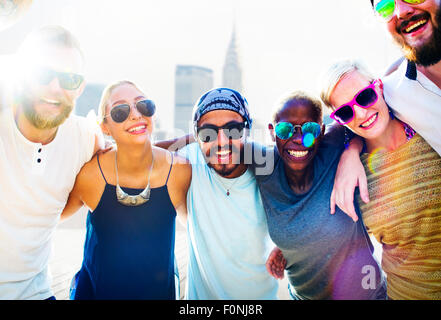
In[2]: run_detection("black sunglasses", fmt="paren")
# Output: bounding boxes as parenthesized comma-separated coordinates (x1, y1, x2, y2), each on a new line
(32, 67, 84, 91)
(106, 99, 156, 123)
(196, 121, 248, 143)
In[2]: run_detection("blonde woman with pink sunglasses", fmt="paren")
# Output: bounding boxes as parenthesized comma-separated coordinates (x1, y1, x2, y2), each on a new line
(320, 59, 441, 300)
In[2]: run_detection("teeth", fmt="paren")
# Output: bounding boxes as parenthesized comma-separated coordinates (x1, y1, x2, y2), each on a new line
(42, 98, 59, 104)
(405, 19, 427, 33)
(287, 150, 308, 158)
(361, 114, 377, 128)
(216, 150, 230, 156)
(128, 125, 146, 132)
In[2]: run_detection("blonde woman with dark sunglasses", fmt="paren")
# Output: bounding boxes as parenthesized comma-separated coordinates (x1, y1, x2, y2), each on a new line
(61, 80, 191, 299)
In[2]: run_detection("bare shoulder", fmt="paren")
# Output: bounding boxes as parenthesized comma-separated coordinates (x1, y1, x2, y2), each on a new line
(151, 145, 170, 163)
(152, 146, 189, 169)
(75, 151, 110, 194)
(161, 149, 191, 185)
(165, 151, 192, 211)
(171, 152, 191, 176)
(77, 153, 101, 183)
(74, 152, 108, 210)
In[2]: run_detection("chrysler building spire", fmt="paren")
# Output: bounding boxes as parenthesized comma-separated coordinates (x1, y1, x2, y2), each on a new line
(222, 22, 243, 92)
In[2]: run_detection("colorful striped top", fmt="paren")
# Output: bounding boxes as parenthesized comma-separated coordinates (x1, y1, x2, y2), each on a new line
(359, 133, 441, 300)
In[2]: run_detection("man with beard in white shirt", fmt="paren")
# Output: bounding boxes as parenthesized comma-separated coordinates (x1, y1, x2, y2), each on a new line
(0, 25, 103, 300)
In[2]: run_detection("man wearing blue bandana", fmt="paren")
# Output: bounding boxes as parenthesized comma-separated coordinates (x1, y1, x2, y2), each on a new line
(177, 88, 278, 299)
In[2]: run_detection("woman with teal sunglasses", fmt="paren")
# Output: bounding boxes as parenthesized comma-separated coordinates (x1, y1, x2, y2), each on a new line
(255, 91, 386, 300)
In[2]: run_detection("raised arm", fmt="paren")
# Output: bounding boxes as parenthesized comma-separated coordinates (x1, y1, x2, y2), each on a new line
(330, 136, 369, 222)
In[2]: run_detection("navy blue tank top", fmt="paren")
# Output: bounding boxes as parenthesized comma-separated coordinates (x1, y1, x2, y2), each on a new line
(74, 153, 177, 300)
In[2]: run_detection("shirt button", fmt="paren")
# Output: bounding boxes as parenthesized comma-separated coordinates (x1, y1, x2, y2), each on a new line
(38, 148, 42, 153)
(37, 159, 41, 163)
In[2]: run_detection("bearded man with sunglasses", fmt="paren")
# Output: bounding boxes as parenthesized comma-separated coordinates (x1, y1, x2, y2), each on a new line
(0, 26, 103, 299)
(332, 0, 441, 221)
(172, 88, 278, 299)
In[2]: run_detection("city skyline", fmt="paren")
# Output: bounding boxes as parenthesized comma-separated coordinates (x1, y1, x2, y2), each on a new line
(174, 64, 214, 134)
(0, 0, 402, 137)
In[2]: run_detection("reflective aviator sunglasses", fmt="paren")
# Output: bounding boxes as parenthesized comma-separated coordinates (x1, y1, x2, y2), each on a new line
(330, 80, 379, 125)
(272, 121, 322, 148)
(373, 0, 427, 21)
(106, 99, 156, 123)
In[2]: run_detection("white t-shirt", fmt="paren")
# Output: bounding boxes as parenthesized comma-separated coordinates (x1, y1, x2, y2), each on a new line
(179, 143, 278, 300)
(383, 59, 441, 156)
(0, 107, 98, 299)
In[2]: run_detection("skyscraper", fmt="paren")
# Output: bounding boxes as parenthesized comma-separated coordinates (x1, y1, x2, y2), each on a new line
(174, 65, 213, 134)
(222, 24, 242, 92)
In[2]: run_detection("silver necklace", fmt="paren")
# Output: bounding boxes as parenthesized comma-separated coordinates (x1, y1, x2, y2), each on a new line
(115, 151, 153, 206)
(212, 169, 239, 196)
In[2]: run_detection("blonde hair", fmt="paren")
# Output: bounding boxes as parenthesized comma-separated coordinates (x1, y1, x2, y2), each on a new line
(272, 90, 323, 124)
(97, 80, 145, 123)
(319, 59, 375, 110)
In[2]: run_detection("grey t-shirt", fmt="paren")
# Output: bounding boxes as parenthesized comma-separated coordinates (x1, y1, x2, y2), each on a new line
(254, 136, 387, 300)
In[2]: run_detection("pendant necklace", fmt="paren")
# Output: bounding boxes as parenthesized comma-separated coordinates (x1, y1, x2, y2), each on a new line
(212, 169, 239, 196)
(115, 151, 154, 206)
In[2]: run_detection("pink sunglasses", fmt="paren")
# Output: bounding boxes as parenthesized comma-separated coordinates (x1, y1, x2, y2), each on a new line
(331, 80, 379, 125)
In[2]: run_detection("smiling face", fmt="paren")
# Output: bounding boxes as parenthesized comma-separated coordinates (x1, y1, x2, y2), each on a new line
(272, 101, 324, 174)
(101, 83, 154, 146)
(329, 71, 391, 140)
(20, 45, 85, 129)
(386, 0, 441, 66)
(197, 109, 247, 178)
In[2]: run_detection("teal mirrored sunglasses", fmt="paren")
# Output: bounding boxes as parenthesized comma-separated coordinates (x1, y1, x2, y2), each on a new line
(273, 121, 321, 148)
(373, 0, 426, 21)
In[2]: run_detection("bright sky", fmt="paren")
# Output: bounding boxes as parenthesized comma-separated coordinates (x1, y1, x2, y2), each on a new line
(0, 0, 402, 132)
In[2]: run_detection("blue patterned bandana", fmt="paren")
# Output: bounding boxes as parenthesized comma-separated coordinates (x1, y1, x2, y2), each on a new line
(192, 87, 252, 129)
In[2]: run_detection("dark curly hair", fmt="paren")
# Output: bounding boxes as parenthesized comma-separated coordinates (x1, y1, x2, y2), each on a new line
(272, 90, 323, 125)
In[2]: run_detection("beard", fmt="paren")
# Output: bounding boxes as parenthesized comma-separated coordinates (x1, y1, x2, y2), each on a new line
(393, 7, 441, 67)
(203, 142, 244, 177)
(209, 162, 240, 177)
(20, 90, 74, 130)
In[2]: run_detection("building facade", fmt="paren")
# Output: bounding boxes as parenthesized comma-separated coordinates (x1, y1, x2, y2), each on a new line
(174, 65, 213, 134)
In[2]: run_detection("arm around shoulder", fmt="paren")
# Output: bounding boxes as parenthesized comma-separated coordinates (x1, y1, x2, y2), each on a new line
(331, 136, 368, 222)
(154, 134, 195, 152)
